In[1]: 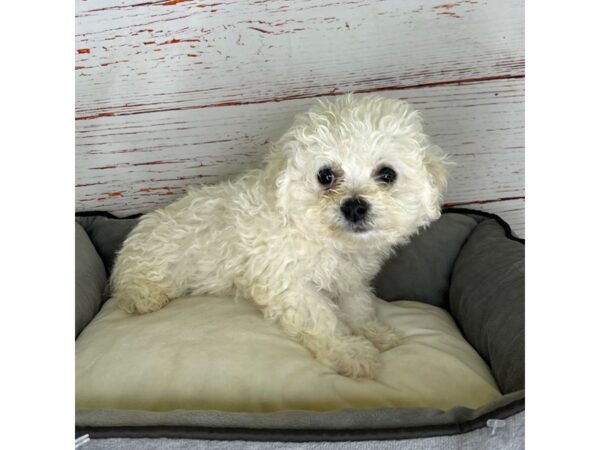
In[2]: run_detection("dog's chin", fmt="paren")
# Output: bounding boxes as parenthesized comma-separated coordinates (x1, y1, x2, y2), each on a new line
(340, 222, 378, 241)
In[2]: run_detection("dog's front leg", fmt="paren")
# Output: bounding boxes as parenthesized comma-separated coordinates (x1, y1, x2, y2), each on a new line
(337, 288, 404, 352)
(259, 287, 380, 379)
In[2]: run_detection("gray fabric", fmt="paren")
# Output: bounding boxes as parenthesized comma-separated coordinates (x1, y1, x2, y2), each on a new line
(76, 215, 140, 276)
(75, 210, 524, 439)
(449, 219, 525, 394)
(75, 222, 107, 338)
(373, 214, 479, 309)
(76, 390, 523, 430)
(80, 411, 524, 450)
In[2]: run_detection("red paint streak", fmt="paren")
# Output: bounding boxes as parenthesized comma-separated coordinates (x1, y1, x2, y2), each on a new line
(160, 0, 192, 5)
(433, 3, 460, 9)
(443, 196, 524, 208)
(158, 38, 201, 45)
(76, 112, 114, 121)
(108, 192, 124, 197)
(77, 48, 90, 54)
(248, 27, 273, 34)
(138, 186, 177, 192)
(76, 74, 524, 120)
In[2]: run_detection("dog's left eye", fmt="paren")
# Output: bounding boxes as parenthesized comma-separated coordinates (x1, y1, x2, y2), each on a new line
(376, 166, 397, 184)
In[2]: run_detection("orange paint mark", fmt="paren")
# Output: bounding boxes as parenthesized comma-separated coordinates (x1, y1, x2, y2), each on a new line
(108, 192, 123, 197)
(138, 188, 152, 193)
(77, 48, 90, 54)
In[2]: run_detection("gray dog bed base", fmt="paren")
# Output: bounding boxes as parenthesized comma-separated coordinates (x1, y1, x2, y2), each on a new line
(75, 208, 524, 445)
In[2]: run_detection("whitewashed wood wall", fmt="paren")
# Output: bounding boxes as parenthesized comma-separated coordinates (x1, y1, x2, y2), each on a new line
(76, 0, 525, 237)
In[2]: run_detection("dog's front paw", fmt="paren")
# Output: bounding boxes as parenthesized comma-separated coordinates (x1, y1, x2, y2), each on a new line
(316, 336, 381, 379)
(360, 320, 405, 352)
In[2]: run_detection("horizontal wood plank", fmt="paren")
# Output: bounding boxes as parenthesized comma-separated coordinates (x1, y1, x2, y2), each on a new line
(75, 0, 524, 119)
(76, 77, 524, 232)
(448, 198, 525, 238)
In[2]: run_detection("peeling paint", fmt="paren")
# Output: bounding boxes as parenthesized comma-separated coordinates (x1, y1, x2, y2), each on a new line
(158, 38, 201, 45)
(159, 0, 192, 6)
(75, 0, 524, 236)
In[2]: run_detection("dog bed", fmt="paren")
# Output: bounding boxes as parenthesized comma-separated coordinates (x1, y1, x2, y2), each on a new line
(76, 295, 500, 412)
(75, 209, 524, 446)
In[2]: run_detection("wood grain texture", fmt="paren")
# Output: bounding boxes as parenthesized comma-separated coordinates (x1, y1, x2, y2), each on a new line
(448, 198, 525, 238)
(76, 78, 524, 215)
(75, 0, 525, 234)
(76, 0, 524, 118)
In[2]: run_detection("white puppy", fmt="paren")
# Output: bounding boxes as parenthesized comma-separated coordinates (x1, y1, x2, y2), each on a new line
(111, 94, 448, 378)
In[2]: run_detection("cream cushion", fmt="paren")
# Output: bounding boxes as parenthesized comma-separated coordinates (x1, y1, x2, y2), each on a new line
(76, 296, 501, 412)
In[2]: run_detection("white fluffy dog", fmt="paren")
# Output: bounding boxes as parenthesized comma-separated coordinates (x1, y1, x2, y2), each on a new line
(111, 94, 448, 378)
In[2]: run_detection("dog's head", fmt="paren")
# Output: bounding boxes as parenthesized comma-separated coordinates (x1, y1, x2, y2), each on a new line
(267, 94, 449, 248)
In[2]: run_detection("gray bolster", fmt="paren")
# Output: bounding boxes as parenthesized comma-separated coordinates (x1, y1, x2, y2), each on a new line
(75, 222, 107, 338)
(77, 216, 139, 276)
(449, 219, 525, 393)
(374, 213, 478, 309)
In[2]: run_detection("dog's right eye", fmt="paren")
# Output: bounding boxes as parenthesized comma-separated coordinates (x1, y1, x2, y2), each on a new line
(317, 168, 336, 186)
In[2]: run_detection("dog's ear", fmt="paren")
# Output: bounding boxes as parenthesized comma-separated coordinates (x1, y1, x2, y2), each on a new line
(421, 144, 451, 223)
(263, 140, 294, 218)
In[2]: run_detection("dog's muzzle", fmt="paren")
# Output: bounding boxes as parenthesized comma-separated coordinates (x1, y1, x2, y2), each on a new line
(341, 197, 370, 230)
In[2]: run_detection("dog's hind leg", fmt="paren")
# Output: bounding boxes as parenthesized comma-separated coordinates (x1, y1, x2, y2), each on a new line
(112, 278, 171, 314)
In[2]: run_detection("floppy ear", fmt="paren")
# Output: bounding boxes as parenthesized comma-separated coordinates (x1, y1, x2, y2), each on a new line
(262, 140, 294, 219)
(421, 144, 451, 222)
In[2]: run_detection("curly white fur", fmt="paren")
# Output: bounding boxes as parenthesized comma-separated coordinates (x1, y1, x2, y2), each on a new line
(110, 94, 449, 378)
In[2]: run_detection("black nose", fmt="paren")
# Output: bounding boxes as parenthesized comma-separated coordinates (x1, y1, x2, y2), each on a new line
(341, 197, 370, 223)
